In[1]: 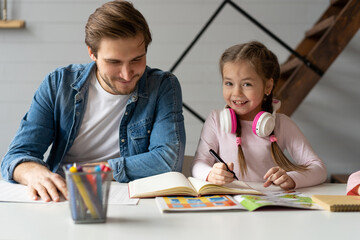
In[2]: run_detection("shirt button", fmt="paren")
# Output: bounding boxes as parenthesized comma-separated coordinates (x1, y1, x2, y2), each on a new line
(75, 95, 81, 101)
(147, 130, 151, 134)
(125, 112, 128, 115)
(121, 139, 125, 143)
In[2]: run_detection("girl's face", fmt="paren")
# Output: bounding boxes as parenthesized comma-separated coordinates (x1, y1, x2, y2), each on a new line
(222, 60, 273, 121)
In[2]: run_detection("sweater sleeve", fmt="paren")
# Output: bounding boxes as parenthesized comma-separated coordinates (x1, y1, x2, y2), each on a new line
(346, 171, 360, 195)
(192, 110, 219, 180)
(277, 114, 327, 188)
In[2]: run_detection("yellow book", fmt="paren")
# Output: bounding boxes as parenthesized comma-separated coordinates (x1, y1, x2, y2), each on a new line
(312, 195, 360, 212)
(128, 171, 263, 198)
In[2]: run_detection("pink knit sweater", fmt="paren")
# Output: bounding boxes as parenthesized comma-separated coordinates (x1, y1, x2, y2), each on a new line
(192, 110, 327, 189)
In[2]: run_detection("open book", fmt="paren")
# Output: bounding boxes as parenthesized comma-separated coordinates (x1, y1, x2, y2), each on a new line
(128, 171, 262, 198)
(156, 195, 245, 212)
(234, 191, 319, 211)
(156, 191, 318, 212)
(312, 195, 360, 212)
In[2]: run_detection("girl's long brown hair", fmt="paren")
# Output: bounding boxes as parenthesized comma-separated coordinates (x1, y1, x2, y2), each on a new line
(220, 41, 308, 176)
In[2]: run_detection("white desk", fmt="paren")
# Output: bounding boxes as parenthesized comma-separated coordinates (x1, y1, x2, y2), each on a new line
(0, 183, 357, 240)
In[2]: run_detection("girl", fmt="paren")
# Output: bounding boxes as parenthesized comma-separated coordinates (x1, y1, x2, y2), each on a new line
(347, 171, 360, 195)
(192, 41, 327, 190)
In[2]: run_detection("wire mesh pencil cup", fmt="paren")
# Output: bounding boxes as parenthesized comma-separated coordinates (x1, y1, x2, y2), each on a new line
(64, 166, 113, 223)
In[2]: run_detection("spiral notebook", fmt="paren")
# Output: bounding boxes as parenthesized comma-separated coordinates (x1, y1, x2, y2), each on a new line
(312, 195, 360, 212)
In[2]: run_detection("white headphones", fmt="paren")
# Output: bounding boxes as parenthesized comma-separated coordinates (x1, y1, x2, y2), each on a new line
(220, 99, 281, 137)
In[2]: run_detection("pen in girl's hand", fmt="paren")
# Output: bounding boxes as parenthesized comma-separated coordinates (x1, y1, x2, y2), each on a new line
(209, 149, 239, 180)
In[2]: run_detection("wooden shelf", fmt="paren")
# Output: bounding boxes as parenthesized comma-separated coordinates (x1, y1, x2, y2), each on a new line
(0, 20, 25, 29)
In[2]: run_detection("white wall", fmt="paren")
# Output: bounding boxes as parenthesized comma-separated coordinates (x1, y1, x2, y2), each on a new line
(1, 0, 359, 179)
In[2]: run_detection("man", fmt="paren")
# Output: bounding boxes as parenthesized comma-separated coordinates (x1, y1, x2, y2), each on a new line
(1, 1, 185, 202)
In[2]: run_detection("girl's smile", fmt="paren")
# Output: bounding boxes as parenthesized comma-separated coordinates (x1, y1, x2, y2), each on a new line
(232, 100, 248, 106)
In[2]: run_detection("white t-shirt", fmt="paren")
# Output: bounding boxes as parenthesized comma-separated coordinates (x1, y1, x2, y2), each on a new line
(62, 71, 130, 165)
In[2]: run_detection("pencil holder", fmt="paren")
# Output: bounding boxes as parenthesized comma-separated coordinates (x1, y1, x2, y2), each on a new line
(64, 165, 113, 224)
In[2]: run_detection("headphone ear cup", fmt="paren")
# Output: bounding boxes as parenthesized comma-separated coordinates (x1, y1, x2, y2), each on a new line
(220, 108, 237, 134)
(252, 111, 275, 137)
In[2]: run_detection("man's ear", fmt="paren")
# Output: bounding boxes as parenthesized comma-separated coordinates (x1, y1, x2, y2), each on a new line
(87, 46, 97, 61)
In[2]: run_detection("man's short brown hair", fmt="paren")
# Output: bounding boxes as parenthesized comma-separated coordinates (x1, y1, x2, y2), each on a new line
(85, 0, 152, 57)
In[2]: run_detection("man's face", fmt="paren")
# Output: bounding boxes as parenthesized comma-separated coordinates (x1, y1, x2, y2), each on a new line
(88, 34, 147, 95)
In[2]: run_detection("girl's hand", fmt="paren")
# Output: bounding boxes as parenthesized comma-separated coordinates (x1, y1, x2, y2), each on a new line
(263, 166, 295, 190)
(207, 162, 235, 185)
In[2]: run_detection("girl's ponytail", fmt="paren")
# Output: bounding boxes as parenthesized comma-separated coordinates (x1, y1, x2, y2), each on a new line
(235, 117, 247, 177)
(269, 133, 308, 171)
(262, 85, 308, 171)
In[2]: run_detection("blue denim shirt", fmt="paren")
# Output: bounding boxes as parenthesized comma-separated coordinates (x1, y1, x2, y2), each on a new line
(1, 62, 185, 182)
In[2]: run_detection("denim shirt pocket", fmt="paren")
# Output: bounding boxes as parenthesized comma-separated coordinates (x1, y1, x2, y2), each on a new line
(128, 117, 153, 154)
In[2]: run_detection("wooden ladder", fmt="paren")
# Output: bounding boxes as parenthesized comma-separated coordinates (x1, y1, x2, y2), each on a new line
(274, 0, 360, 116)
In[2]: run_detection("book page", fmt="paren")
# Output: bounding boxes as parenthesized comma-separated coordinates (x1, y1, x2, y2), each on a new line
(108, 183, 139, 205)
(186, 177, 209, 192)
(155, 195, 246, 212)
(129, 172, 197, 198)
(0, 180, 138, 205)
(0, 180, 66, 203)
(234, 191, 319, 211)
(188, 177, 262, 195)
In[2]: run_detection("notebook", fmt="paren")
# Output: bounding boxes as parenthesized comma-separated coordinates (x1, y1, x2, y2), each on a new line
(128, 171, 262, 198)
(311, 195, 360, 212)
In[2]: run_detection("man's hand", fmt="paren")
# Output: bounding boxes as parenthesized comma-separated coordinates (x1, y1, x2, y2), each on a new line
(13, 162, 68, 202)
(206, 162, 235, 185)
(263, 166, 295, 190)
